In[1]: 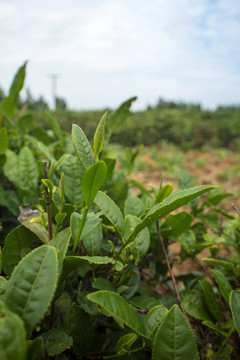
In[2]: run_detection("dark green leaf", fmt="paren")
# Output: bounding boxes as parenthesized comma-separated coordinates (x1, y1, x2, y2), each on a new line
(116, 333, 137, 353)
(230, 291, 240, 336)
(199, 280, 222, 322)
(41, 328, 73, 356)
(5, 245, 58, 334)
(2, 225, 40, 276)
(152, 305, 199, 360)
(27, 337, 44, 360)
(67, 303, 93, 357)
(143, 305, 168, 339)
(181, 290, 213, 321)
(87, 290, 147, 338)
(63, 255, 123, 276)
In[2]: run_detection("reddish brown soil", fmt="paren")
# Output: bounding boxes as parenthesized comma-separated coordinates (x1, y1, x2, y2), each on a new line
(130, 150, 240, 274)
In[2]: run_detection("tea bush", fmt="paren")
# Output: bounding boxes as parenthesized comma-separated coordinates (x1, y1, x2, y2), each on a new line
(1, 63, 240, 359)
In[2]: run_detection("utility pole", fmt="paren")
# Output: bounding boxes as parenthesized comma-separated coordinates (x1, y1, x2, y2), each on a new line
(49, 74, 59, 110)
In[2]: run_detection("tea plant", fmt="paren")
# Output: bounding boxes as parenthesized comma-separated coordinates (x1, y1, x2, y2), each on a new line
(1, 64, 240, 360)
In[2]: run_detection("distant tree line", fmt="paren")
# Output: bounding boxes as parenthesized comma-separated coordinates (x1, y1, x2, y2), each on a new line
(0, 86, 67, 111)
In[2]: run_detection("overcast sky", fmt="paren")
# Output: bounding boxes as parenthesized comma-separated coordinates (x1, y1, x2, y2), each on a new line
(0, 0, 240, 110)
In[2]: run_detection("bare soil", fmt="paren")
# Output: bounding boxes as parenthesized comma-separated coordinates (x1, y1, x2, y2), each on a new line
(130, 149, 240, 274)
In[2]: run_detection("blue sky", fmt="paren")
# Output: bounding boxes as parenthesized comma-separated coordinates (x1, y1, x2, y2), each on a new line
(0, 0, 240, 110)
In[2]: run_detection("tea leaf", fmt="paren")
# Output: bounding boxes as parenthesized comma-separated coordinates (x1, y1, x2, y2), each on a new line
(155, 184, 174, 204)
(144, 305, 168, 340)
(2, 225, 40, 276)
(230, 291, 240, 336)
(161, 211, 193, 238)
(82, 161, 107, 206)
(41, 327, 73, 356)
(67, 303, 93, 357)
(94, 191, 124, 237)
(18, 147, 39, 193)
(9, 61, 27, 99)
(152, 305, 199, 360)
(94, 111, 107, 160)
(107, 97, 137, 134)
(212, 270, 232, 303)
(199, 280, 222, 322)
(181, 290, 212, 321)
(83, 225, 103, 256)
(21, 213, 49, 244)
(49, 227, 71, 274)
(72, 124, 93, 170)
(87, 290, 147, 338)
(116, 333, 137, 353)
(63, 255, 124, 275)
(124, 194, 146, 218)
(124, 215, 150, 262)
(0, 128, 9, 154)
(27, 337, 44, 360)
(130, 185, 216, 240)
(0, 301, 27, 360)
(56, 154, 84, 206)
(70, 212, 102, 244)
(5, 245, 58, 334)
(0, 277, 8, 299)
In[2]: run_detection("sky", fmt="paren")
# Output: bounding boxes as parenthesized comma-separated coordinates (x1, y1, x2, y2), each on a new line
(0, 0, 240, 110)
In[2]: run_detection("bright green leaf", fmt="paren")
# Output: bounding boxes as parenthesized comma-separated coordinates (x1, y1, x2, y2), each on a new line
(72, 124, 93, 170)
(94, 111, 107, 160)
(9, 61, 27, 99)
(82, 161, 107, 206)
(0, 301, 27, 360)
(155, 184, 174, 204)
(94, 191, 124, 237)
(130, 185, 216, 240)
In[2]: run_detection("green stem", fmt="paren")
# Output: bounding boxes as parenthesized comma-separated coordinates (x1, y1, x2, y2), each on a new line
(115, 234, 134, 260)
(103, 342, 146, 359)
(213, 324, 235, 360)
(117, 262, 137, 287)
(72, 206, 89, 255)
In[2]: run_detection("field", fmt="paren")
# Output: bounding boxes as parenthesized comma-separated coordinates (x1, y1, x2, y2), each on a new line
(1, 63, 240, 359)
